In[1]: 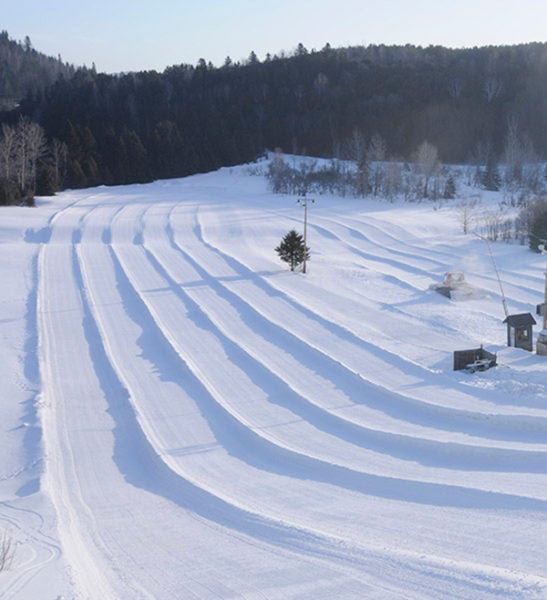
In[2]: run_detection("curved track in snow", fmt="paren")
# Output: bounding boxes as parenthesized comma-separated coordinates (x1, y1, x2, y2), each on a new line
(30, 172, 547, 599)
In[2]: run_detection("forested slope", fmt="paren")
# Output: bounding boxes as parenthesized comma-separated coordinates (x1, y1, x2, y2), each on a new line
(2, 35, 547, 198)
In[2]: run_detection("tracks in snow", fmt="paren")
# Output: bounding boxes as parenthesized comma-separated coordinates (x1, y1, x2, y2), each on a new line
(34, 185, 547, 599)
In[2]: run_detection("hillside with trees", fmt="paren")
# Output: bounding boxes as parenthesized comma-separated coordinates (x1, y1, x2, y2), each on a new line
(1, 34, 547, 204)
(0, 31, 74, 111)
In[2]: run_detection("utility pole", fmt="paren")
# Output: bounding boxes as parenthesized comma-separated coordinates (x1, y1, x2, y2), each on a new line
(536, 265, 547, 355)
(539, 242, 547, 329)
(544, 264, 547, 331)
(297, 195, 314, 274)
(536, 242, 547, 355)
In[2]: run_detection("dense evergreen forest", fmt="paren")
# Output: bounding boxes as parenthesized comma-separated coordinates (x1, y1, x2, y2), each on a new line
(1, 32, 547, 204)
(0, 31, 74, 111)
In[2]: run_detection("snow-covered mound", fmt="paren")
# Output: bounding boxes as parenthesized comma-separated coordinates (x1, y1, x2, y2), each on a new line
(1, 164, 547, 599)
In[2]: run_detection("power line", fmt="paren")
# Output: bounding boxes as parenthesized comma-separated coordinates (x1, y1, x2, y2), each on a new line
(474, 233, 509, 318)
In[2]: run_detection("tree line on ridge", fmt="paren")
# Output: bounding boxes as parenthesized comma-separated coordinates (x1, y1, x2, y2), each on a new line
(1, 34, 547, 205)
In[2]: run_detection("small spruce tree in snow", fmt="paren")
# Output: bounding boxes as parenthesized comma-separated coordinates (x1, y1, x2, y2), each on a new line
(482, 159, 501, 191)
(443, 174, 456, 199)
(275, 230, 310, 272)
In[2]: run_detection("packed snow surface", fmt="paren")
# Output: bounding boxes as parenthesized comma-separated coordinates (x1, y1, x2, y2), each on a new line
(1, 164, 547, 599)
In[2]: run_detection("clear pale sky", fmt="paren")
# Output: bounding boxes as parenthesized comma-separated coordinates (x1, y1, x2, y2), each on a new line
(4, 0, 546, 73)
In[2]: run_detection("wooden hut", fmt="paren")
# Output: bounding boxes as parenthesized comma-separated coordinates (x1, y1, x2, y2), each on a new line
(503, 313, 536, 351)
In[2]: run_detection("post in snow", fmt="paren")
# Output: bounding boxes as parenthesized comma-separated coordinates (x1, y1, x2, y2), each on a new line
(297, 194, 314, 274)
(536, 242, 547, 355)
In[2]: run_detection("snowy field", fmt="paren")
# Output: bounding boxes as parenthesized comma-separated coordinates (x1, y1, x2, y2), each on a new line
(1, 163, 547, 599)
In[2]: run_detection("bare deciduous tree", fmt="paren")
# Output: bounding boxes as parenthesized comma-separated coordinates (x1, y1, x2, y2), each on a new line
(0, 123, 17, 181)
(343, 128, 367, 164)
(455, 198, 479, 234)
(413, 141, 441, 199)
(480, 209, 510, 241)
(383, 160, 403, 201)
(16, 117, 47, 193)
(0, 117, 49, 204)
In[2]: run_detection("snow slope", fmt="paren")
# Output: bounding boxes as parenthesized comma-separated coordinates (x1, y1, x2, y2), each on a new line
(1, 164, 547, 599)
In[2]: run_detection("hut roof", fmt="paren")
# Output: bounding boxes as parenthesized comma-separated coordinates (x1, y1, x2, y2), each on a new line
(503, 313, 537, 327)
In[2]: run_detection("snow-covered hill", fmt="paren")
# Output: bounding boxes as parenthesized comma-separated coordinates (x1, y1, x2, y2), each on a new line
(1, 164, 547, 599)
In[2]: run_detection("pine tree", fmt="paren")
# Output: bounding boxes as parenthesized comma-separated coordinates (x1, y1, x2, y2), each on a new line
(443, 174, 456, 199)
(275, 230, 310, 272)
(482, 159, 501, 191)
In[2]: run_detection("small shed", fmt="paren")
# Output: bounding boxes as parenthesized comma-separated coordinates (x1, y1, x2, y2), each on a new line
(503, 313, 536, 352)
(453, 346, 497, 371)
